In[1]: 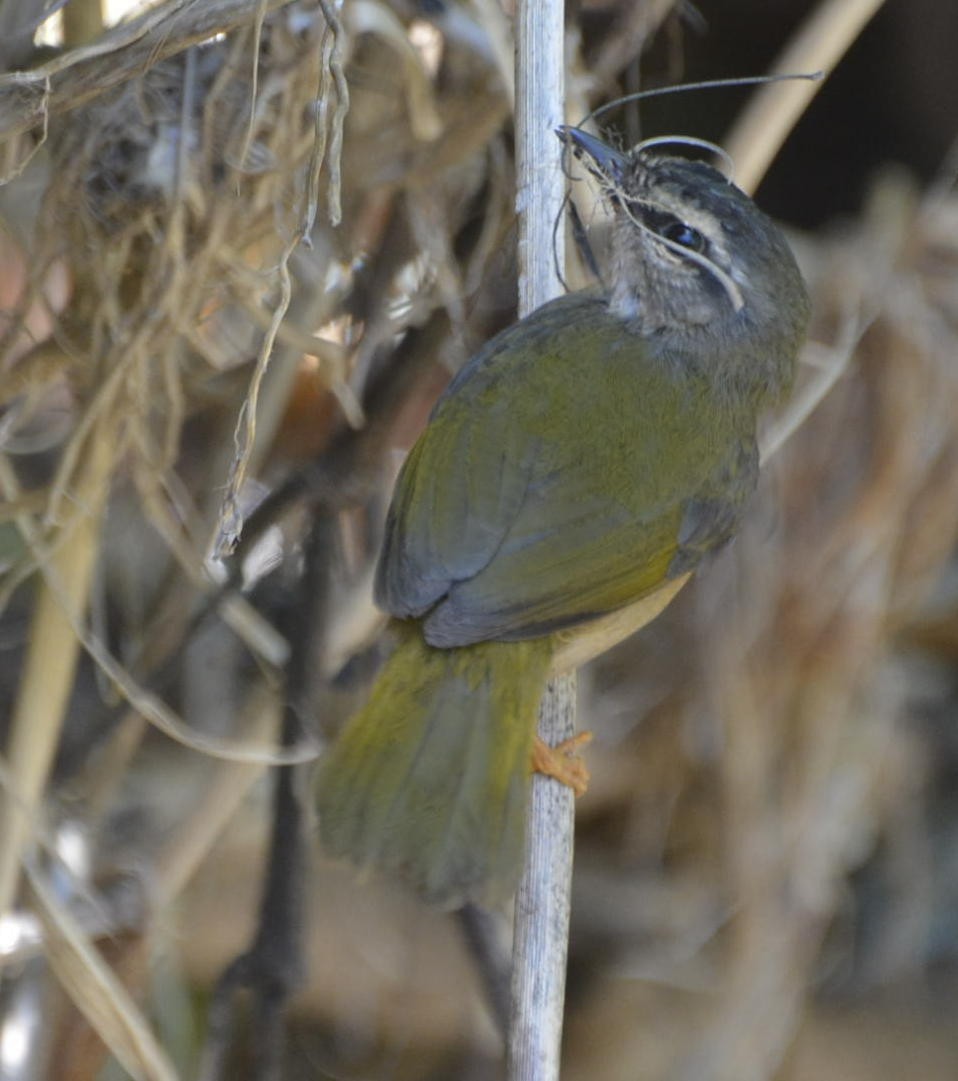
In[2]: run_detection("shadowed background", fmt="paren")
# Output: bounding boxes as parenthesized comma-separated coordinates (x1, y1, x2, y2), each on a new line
(1, 0, 957, 1078)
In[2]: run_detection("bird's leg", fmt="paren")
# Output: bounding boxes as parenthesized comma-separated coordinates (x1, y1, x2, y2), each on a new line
(530, 731, 592, 796)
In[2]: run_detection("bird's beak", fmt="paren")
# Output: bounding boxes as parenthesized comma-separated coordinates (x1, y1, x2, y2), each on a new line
(555, 126, 627, 187)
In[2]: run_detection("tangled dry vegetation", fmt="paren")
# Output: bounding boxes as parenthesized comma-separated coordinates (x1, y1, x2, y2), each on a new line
(0, 0, 957, 1078)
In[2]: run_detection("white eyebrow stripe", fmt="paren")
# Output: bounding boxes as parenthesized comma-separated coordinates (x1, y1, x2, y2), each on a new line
(620, 199, 745, 313)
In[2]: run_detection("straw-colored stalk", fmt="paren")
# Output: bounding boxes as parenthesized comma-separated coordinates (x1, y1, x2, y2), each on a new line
(0, 419, 114, 921)
(509, 3, 571, 1080)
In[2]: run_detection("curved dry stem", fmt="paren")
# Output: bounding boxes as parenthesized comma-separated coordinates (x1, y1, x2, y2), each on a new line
(725, 0, 888, 194)
(26, 863, 178, 1081)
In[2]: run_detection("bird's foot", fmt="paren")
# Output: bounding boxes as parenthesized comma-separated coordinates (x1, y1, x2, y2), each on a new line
(531, 732, 592, 797)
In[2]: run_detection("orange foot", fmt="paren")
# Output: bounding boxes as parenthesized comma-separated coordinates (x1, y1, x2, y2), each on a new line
(531, 732, 593, 797)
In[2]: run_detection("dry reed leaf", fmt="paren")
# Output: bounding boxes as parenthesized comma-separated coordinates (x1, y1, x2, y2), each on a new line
(26, 862, 179, 1081)
(0, 1, 954, 1077)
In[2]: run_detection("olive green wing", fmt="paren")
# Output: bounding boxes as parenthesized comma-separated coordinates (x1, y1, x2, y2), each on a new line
(421, 436, 759, 646)
(374, 379, 538, 621)
(375, 294, 604, 623)
(418, 489, 679, 646)
(376, 293, 750, 648)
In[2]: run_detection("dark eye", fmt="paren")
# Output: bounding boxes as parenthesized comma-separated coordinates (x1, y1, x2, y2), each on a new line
(662, 221, 706, 252)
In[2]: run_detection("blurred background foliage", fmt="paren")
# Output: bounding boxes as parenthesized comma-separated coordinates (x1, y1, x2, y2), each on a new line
(1, 0, 957, 1078)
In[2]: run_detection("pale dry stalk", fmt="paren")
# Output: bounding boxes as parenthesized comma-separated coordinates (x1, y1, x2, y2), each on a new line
(0, 418, 114, 919)
(724, 0, 888, 195)
(508, 2, 572, 1080)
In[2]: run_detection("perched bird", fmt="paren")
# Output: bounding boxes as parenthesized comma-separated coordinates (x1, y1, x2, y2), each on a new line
(316, 127, 810, 907)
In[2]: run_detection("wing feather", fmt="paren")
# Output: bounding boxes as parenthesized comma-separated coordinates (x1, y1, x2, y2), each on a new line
(376, 292, 752, 647)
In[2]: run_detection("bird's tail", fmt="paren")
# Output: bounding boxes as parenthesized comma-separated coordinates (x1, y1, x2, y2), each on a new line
(316, 625, 552, 907)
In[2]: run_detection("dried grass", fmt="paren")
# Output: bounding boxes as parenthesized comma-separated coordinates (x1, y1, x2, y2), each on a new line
(0, 0, 956, 1078)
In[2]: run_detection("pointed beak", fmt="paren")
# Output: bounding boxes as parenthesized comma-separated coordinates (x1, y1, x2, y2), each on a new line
(555, 126, 627, 186)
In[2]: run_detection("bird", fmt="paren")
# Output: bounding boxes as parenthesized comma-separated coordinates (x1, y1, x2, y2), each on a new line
(316, 126, 810, 908)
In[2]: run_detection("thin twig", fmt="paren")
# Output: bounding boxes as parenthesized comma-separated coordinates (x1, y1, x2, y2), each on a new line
(508, 2, 571, 1080)
(0, 465, 314, 768)
(199, 515, 332, 1081)
(313, 0, 350, 229)
(213, 234, 296, 557)
(212, 0, 350, 555)
(0, 0, 292, 140)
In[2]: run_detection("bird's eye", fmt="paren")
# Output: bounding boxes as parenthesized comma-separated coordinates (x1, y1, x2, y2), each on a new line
(662, 221, 706, 252)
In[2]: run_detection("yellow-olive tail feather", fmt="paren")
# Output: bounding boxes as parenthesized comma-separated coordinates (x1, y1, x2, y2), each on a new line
(316, 626, 552, 907)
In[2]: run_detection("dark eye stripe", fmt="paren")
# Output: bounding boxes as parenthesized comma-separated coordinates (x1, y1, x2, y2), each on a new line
(627, 201, 708, 254)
